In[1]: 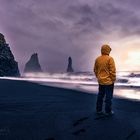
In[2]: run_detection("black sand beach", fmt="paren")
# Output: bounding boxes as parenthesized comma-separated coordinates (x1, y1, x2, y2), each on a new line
(0, 79, 140, 140)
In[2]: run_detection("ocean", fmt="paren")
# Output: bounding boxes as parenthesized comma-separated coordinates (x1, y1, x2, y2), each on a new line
(22, 71, 140, 87)
(1, 71, 140, 100)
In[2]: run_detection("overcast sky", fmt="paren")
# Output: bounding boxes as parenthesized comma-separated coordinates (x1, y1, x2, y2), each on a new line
(0, 0, 140, 72)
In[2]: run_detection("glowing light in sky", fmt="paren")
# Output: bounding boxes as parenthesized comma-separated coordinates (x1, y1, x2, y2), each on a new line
(126, 52, 140, 65)
(108, 35, 140, 71)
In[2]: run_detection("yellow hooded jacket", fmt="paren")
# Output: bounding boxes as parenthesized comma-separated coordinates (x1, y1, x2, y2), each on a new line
(94, 45, 116, 85)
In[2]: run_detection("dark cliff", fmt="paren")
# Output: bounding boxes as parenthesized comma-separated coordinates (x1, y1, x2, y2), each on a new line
(67, 56, 74, 73)
(24, 53, 42, 73)
(0, 33, 20, 76)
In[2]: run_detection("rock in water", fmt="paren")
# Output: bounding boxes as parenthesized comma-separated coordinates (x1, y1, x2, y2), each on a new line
(0, 33, 20, 77)
(67, 56, 74, 72)
(24, 53, 42, 73)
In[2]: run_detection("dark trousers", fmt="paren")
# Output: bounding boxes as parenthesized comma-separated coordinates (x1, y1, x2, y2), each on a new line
(96, 84, 114, 113)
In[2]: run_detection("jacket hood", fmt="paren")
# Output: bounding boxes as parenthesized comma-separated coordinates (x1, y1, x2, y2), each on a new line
(101, 45, 111, 55)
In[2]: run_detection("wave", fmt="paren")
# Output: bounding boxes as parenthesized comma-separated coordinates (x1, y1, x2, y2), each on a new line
(0, 71, 139, 88)
(21, 71, 140, 87)
(1, 71, 140, 101)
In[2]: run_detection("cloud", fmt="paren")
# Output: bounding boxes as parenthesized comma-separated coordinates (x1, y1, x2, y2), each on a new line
(0, 0, 140, 72)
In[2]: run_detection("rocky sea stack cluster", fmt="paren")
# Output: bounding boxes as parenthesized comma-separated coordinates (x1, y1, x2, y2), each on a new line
(67, 56, 74, 73)
(0, 33, 20, 76)
(24, 53, 42, 73)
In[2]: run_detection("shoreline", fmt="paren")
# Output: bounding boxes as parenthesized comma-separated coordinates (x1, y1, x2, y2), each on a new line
(1, 76, 140, 101)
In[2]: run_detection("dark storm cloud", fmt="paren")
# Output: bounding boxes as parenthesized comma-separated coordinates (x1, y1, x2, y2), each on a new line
(0, 0, 140, 72)
(65, 4, 103, 33)
(66, 2, 140, 36)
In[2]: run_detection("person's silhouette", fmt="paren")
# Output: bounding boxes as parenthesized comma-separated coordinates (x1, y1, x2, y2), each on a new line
(94, 44, 116, 115)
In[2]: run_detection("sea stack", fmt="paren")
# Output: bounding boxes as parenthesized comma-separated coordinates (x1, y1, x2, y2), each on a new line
(67, 56, 74, 72)
(24, 53, 42, 73)
(0, 33, 20, 76)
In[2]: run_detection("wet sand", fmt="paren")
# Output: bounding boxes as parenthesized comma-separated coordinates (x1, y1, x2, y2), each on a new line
(0, 79, 140, 140)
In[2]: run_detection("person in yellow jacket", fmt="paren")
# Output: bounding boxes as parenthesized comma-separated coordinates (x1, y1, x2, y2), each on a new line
(94, 44, 116, 115)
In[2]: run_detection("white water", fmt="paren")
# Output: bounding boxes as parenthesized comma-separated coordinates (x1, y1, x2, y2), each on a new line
(22, 71, 140, 87)
(0, 71, 140, 100)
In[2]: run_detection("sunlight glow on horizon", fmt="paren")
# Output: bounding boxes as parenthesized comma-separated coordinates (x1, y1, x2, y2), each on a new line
(107, 35, 140, 71)
(125, 51, 140, 65)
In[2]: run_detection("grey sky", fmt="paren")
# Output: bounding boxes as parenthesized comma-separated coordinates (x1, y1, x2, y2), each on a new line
(0, 0, 140, 72)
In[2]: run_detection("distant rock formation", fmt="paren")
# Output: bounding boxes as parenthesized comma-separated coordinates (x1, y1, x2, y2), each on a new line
(67, 56, 74, 72)
(24, 53, 42, 73)
(0, 33, 20, 77)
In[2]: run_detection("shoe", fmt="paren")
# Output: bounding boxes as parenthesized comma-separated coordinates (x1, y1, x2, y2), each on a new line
(96, 111, 104, 115)
(105, 111, 114, 116)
